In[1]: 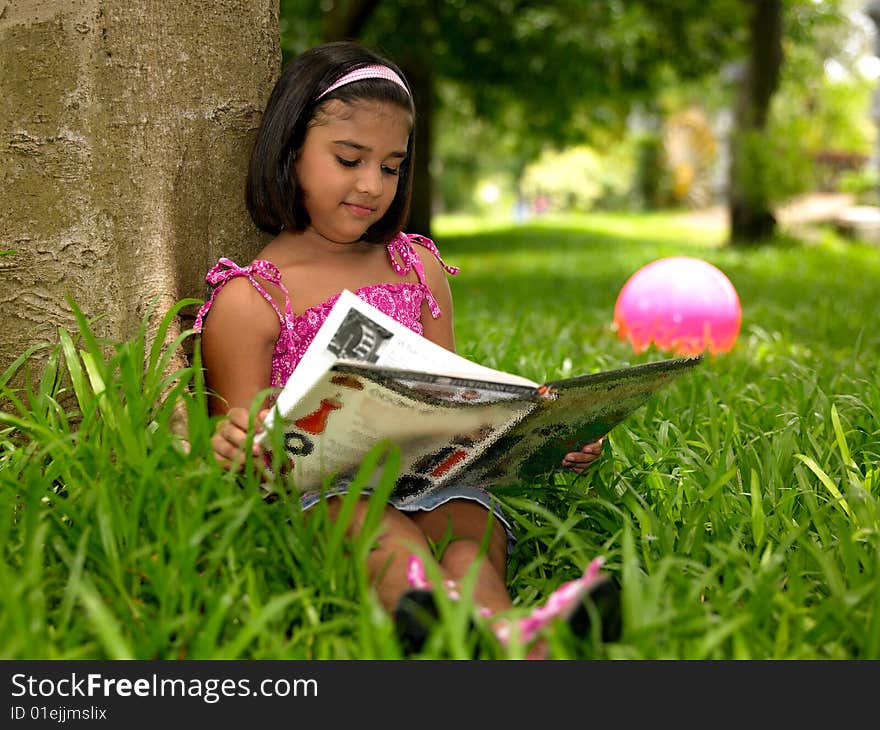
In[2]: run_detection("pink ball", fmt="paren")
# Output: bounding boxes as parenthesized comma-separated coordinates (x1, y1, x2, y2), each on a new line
(614, 256, 741, 355)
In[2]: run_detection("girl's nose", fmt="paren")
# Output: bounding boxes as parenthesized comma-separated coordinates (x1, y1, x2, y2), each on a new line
(356, 166, 383, 196)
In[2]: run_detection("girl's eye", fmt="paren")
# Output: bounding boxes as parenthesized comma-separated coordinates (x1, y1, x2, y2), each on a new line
(336, 156, 399, 175)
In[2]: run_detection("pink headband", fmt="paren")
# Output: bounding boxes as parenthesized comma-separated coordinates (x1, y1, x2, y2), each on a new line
(316, 64, 410, 101)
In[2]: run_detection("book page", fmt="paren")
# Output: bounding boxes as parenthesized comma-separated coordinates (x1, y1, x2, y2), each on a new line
(273, 366, 535, 496)
(263, 290, 537, 434)
(449, 356, 703, 489)
(330, 290, 537, 385)
(333, 363, 539, 404)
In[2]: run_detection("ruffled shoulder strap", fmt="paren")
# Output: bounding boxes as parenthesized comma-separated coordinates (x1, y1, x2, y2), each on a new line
(193, 257, 292, 332)
(385, 232, 459, 318)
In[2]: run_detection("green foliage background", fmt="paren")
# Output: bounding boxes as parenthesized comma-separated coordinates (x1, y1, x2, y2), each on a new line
(278, 1, 874, 218)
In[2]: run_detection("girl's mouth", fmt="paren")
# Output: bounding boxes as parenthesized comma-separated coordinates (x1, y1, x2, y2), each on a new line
(343, 202, 375, 217)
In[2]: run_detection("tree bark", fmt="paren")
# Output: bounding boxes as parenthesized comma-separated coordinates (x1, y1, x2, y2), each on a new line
(400, 51, 434, 237)
(323, 0, 381, 41)
(320, 1, 433, 237)
(727, 0, 784, 244)
(0, 0, 279, 372)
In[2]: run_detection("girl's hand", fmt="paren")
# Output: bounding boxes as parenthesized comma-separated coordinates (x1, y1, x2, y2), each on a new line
(211, 407, 269, 469)
(561, 437, 604, 474)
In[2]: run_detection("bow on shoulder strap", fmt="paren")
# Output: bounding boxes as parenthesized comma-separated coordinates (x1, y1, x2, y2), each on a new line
(194, 258, 284, 332)
(385, 233, 459, 318)
(386, 233, 460, 277)
(204, 257, 283, 286)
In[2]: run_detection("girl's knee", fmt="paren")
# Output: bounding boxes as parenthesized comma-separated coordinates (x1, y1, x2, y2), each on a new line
(324, 495, 397, 528)
(379, 507, 433, 553)
(439, 529, 508, 578)
(325, 497, 431, 551)
(410, 500, 508, 568)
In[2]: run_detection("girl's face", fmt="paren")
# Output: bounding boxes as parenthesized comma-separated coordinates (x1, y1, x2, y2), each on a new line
(295, 100, 412, 244)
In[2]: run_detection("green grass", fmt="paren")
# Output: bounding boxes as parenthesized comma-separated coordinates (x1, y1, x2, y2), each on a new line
(2, 211, 879, 659)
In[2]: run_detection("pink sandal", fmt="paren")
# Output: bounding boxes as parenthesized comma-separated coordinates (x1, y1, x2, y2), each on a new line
(397, 555, 620, 657)
(494, 557, 621, 656)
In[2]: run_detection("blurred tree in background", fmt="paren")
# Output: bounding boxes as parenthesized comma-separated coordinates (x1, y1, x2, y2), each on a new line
(728, 0, 785, 244)
(279, 0, 864, 244)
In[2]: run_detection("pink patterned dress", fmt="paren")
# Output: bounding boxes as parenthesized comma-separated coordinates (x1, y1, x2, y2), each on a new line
(194, 231, 514, 546)
(195, 232, 458, 390)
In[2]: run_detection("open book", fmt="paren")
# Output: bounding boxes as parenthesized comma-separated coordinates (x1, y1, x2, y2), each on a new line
(258, 290, 702, 503)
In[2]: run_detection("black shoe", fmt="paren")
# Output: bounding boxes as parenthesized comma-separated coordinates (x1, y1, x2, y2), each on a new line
(394, 589, 440, 655)
(566, 576, 622, 643)
(394, 589, 488, 657)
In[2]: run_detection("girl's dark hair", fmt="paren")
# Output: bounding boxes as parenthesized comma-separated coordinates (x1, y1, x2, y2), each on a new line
(246, 41, 415, 243)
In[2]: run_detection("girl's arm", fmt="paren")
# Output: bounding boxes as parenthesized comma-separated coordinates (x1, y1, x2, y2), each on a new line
(417, 251, 456, 352)
(200, 277, 279, 467)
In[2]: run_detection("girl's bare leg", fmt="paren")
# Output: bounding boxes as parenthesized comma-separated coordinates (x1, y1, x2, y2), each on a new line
(409, 500, 512, 615)
(323, 497, 435, 610)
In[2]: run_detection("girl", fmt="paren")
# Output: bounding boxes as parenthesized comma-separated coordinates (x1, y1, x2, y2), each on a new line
(194, 41, 615, 655)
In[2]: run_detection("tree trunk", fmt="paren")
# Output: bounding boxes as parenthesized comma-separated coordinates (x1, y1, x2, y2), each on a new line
(401, 52, 434, 238)
(323, 0, 381, 41)
(321, 1, 434, 237)
(0, 1, 279, 373)
(727, 0, 783, 245)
